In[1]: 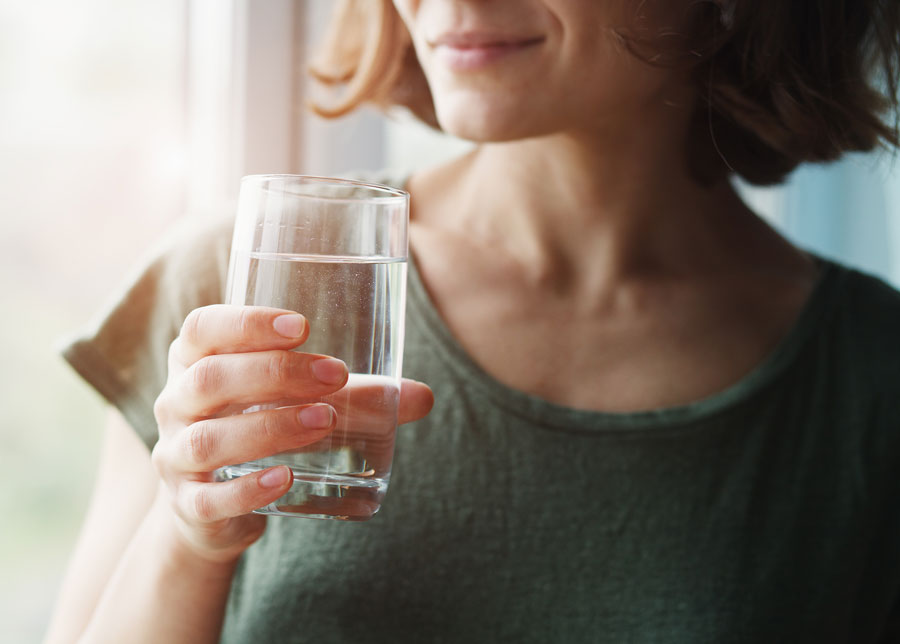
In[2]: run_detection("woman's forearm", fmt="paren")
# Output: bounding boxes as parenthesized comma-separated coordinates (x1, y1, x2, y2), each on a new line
(80, 495, 239, 644)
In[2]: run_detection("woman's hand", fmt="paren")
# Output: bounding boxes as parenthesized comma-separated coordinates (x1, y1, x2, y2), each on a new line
(150, 305, 433, 563)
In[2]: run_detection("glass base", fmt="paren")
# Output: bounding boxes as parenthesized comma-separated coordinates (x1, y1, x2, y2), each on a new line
(217, 464, 387, 521)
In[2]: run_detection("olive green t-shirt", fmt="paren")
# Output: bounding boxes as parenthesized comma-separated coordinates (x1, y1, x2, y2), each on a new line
(62, 176, 900, 643)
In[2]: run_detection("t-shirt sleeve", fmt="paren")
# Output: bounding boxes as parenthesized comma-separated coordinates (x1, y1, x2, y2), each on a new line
(60, 215, 233, 449)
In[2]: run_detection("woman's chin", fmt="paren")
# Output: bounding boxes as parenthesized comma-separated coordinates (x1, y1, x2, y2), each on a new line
(436, 110, 542, 144)
(430, 90, 549, 142)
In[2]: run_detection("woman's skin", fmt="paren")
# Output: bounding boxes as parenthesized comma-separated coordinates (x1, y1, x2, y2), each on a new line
(46, 1, 817, 642)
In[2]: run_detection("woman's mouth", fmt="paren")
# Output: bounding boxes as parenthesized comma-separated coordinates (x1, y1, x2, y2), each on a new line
(430, 33, 545, 71)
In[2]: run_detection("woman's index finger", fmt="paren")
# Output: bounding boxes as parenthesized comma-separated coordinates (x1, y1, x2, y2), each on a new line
(171, 304, 309, 368)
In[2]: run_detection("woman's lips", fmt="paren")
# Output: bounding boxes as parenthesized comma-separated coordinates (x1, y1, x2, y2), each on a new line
(430, 35, 545, 71)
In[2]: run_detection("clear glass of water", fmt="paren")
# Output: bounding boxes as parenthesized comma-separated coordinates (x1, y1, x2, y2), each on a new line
(216, 175, 409, 521)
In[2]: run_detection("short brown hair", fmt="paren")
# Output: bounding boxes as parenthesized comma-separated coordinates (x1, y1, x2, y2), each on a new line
(309, 0, 900, 186)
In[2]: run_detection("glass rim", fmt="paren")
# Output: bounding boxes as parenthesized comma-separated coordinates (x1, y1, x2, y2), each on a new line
(241, 174, 409, 205)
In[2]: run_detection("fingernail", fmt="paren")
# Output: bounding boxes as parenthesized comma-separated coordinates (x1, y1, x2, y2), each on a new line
(259, 466, 290, 489)
(298, 404, 335, 429)
(311, 358, 348, 385)
(273, 314, 306, 338)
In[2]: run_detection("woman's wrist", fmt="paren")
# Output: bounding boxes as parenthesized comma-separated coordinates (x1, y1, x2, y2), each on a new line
(80, 490, 241, 644)
(149, 490, 245, 575)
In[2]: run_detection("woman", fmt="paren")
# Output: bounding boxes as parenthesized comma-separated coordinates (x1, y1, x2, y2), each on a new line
(47, 0, 900, 642)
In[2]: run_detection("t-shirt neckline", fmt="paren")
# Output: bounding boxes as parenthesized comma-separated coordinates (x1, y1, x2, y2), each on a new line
(405, 236, 847, 435)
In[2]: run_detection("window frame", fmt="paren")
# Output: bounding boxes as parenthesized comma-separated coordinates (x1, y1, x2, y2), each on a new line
(185, 0, 388, 213)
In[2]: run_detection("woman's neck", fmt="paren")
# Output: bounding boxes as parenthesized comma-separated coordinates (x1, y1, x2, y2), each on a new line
(405, 119, 819, 411)
(409, 109, 805, 297)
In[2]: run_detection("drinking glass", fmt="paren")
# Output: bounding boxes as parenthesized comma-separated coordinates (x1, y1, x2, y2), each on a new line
(216, 175, 408, 521)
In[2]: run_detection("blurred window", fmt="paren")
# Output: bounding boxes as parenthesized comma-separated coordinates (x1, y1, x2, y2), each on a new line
(0, 1, 185, 640)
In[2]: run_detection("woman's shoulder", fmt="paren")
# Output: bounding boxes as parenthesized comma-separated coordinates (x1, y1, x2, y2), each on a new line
(157, 211, 233, 299)
(822, 260, 900, 402)
(831, 262, 900, 350)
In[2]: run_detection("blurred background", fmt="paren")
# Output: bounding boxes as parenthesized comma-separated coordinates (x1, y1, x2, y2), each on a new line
(1, 1, 898, 641)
